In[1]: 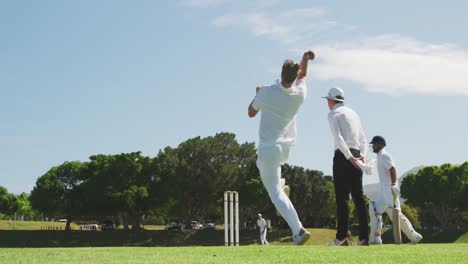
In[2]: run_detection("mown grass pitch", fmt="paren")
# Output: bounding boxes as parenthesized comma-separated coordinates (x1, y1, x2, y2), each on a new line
(0, 244, 466, 264)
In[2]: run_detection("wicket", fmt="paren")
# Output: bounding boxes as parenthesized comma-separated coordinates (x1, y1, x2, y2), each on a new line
(224, 191, 239, 246)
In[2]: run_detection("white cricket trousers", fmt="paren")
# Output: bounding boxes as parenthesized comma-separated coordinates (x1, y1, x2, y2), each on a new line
(369, 201, 419, 241)
(260, 228, 268, 245)
(256, 143, 303, 236)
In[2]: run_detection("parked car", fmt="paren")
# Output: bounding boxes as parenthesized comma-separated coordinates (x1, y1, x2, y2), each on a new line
(101, 220, 116, 231)
(165, 221, 184, 231)
(203, 220, 216, 230)
(190, 221, 203, 230)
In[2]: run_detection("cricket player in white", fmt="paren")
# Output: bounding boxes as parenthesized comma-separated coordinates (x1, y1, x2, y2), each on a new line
(248, 50, 314, 245)
(257, 214, 269, 245)
(369, 136, 423, 244)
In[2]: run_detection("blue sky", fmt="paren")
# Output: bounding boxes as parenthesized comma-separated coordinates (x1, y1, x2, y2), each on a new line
(1, 0, 467, 194)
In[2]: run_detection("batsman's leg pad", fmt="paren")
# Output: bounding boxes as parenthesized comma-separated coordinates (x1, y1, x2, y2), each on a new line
(369, 201, 376, 242)
(376, 214, 383, 237)
(398, 211, 418, 241)
(369, 201, 382, 243)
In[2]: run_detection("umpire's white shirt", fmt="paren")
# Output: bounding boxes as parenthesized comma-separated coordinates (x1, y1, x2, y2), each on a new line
(327, 103, 367, 159)
(251, 79, 306, 146)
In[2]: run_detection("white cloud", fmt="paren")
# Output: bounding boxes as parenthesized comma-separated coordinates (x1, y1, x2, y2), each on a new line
(315, 36, 468, 96)
(212, 9, 468, 96)
(213, 8, 346, 48)
(213, 12, 289, 38)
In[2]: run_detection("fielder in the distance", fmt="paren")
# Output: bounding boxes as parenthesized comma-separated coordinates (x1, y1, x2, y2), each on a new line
(248, 50, 314, 245)
(257, 213, 269, 245)
(368, 135, 423, 244)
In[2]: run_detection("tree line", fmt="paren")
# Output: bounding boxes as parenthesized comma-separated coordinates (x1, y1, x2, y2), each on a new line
(1, 132, 466, 231)
(401, 162, 468, 229)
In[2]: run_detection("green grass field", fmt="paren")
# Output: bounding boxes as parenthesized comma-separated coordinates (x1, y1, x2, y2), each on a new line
(455, 232, 468, 243)
(0, 244, 466, 264)
(0, 220, 466, 263)
(0, 219, 79, 230)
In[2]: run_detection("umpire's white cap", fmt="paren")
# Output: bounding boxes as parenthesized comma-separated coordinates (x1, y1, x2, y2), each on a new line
(323, 87, 345, 102)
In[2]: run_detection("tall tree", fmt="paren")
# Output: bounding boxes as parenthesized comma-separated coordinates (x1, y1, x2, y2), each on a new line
(0, 186, 18, 216)
(283, 165, 336, 227)
(82, 152, 159, 230)
(154, 133, 265, 223)
(30, 161, 85, 231)
(166, 133, 243, 220)
(15, 193, 39, 220)
(401, 162, 468, 228)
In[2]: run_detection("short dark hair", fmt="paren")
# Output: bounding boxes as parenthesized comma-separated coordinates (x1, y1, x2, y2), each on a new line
(281, 60, 299, 83)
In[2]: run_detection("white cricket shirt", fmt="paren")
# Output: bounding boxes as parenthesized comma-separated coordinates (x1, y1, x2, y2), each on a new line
(251, 79, 306, 145)
(257, 218, 267, 229)
(377, 149, 396, 188)
(327, 103, 367, 159)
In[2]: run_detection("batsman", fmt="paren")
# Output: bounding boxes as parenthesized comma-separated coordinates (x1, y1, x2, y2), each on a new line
(368, 136, 423, 244)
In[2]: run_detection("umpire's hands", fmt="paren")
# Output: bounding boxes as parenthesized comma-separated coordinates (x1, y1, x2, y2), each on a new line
(349, 157, 361, 171)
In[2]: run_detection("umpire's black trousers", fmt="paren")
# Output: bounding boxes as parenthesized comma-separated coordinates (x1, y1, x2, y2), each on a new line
(333, 149, 369, 241)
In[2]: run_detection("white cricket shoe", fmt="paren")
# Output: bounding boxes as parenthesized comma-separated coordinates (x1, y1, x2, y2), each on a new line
(370, 237, 383, 245)
(409, 232, 423, 244)
(293, 228, 311, 245)
(327, 238, 349, 246)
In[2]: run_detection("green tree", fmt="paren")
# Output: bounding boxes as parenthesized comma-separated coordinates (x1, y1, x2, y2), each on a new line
(82, 152, 160, 230)
(27, 131, 340, 231)
(401, 162, 467, 228)
(0, 186, 18, 216)
(154, 133, 272, 226)
(30, 161, 85, 231)
(283, 165, 336, 227)
(15, 193, 41, 221)
(151, 146, 180, 224)
(159, 133, 245, 221)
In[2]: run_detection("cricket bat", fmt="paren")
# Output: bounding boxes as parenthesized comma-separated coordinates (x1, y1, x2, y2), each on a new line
(392, 193, 402, 244)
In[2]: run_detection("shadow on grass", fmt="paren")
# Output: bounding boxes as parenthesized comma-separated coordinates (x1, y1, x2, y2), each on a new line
(0, 228, 465, 247)
(0, 229, 268, 248)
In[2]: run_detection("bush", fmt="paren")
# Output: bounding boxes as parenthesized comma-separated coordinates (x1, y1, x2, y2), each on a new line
(401, 203, 421, 229)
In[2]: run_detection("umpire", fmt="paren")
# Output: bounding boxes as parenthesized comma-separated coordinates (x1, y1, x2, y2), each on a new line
(323, 87, 369, 246)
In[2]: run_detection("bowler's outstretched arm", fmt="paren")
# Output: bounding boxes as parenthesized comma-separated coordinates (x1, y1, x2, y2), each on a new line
(297, 51, 314, 80)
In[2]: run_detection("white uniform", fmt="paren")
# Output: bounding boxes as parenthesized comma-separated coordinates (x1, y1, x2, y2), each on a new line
(369, 149, 421, 244)
(257, 217, 269, 245)
(251, 79, 305, 237)
(374, 149, 399, 213)
(327, 103, 368, 159)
